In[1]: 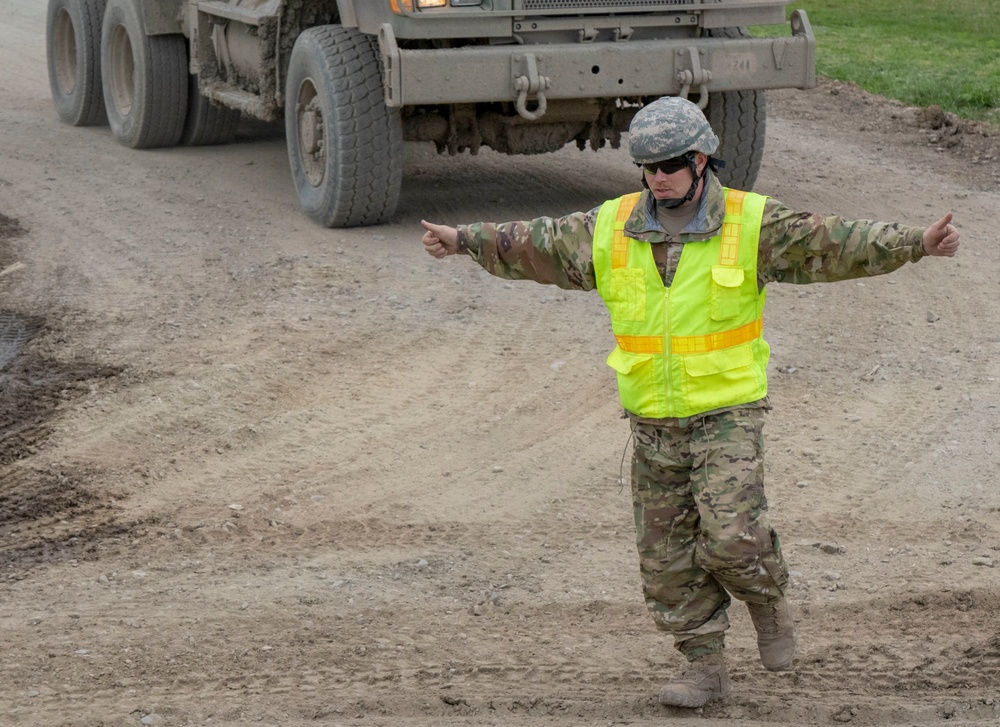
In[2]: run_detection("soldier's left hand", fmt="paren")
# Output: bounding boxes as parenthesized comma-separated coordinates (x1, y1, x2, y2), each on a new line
(922, 212, 960, 257)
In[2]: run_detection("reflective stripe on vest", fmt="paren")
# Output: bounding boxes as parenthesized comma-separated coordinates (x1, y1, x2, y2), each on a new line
(593, 188, 770, 419)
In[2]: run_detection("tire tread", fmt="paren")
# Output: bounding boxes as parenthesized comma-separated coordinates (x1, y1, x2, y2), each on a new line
(181, 75, 241, 146)
(101, 0, 187, 149)
(47, 0, 108, 126)
(286, 25, 402, 228)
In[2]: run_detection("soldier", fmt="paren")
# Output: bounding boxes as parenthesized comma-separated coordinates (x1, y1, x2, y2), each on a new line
(420, 96, 960, 708)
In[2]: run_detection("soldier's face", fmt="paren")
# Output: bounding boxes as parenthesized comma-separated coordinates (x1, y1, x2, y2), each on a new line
(643, 152, 707, 201)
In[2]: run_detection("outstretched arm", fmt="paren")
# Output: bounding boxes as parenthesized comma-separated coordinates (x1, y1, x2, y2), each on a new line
(758, 199, 959, 285)
(922, 212, 960, 257)
(417, 211, 601, 291)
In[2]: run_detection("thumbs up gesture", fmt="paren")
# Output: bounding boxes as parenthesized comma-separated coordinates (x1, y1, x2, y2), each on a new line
(922, 213, 960, 257)
(421, 220, 460, 259)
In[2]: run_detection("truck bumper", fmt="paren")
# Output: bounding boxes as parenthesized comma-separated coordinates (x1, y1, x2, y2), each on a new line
(378, 11, 815, 112)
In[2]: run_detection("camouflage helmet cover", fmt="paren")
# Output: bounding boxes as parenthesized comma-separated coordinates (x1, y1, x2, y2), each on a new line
(628, 96, 720, 164)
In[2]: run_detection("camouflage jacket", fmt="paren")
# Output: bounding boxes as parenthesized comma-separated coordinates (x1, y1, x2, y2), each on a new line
(456, 173, 927, 424)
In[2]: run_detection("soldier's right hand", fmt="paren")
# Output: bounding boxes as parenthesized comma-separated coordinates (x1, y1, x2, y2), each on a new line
(421, 220, 460, 258)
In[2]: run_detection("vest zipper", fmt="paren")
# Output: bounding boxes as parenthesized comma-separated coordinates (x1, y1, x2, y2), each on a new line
(663, 284, 673, 410)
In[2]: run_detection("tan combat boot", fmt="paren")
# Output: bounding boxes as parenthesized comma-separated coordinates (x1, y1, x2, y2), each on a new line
(658, 653, 731, 708)
(747, 597, 796, 671)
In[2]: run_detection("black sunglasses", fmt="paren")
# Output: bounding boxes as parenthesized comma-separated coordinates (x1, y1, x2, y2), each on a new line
(641, 156, 692, 176)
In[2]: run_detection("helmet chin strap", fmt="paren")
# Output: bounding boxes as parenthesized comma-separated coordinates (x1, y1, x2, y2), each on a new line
(659, 154, 703, 209)
(642, 153, 705, 210)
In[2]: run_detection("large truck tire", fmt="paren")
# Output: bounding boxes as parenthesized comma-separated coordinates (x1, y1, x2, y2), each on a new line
(705, 27, 767, 192)
(181, 75, 241, 146)
(285, 26, 403, 228)
(46, 0, 108, 126)
(100, 0, 187, 149)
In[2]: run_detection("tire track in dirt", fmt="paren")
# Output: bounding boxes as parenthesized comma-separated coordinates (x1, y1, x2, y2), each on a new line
(11, 599, 1000, 727)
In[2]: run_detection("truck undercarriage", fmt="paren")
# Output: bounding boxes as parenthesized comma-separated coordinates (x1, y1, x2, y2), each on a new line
(46, 0, 815, 227)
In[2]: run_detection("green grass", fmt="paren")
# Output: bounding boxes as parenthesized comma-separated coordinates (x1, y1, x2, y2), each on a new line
(755, 0, 1000, 124)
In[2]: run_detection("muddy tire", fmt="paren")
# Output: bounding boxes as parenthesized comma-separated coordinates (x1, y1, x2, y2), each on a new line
(181, 75, 241, 146)
(100, 0, 187, 149)
(705, 27, 767, 191)
(285, 26, 403, 228)
(46, 0, 108, 126)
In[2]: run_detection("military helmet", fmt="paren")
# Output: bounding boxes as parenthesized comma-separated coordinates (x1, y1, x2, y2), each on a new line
(628, 96, 720, 164)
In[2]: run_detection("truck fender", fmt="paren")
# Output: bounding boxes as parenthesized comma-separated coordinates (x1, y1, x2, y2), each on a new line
(137, 0, 184, 36)
(335, 0, 358, 28)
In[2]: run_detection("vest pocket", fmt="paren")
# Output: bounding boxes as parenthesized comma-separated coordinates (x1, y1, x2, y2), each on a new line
(606, 268, 647, 322)
(680, 341, 757, 413)
(606, 346, 653, 375)
(682, 341, 753, 377)
(710, 265, 744, 321)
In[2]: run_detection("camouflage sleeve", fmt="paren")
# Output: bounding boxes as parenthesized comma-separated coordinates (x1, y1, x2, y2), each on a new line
(456, 210, 599, 291)
(758, 198, 927, 285)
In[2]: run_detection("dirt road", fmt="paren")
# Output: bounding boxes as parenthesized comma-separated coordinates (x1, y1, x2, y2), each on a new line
(2, 2, 1000, 725)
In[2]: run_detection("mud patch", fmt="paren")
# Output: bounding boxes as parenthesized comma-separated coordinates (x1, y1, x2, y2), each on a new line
(0, 467, 136, 573)
(0, 322, 131, 573)
(0, 212, 25, 241)
(0, 310, 40, 369)
(0, 211, 25, 272)
(0, 335, 120, 466)
(0, 217, 133, 571)
(0, 466, 104, 529)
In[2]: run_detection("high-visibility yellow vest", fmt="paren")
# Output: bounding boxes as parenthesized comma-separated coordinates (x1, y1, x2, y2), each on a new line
(593, 188, 770, 418)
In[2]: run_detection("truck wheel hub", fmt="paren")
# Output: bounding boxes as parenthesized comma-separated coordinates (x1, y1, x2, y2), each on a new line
(299, 107, 322, 156)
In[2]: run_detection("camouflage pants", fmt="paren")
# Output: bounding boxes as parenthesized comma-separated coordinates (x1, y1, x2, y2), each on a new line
(630, 408, 788, 660)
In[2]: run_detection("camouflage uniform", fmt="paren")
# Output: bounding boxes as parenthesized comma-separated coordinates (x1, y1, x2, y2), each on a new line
(455, 171, 926, 658)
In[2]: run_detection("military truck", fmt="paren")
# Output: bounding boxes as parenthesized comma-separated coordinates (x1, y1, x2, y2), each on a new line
(46, 0, 815, 228)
